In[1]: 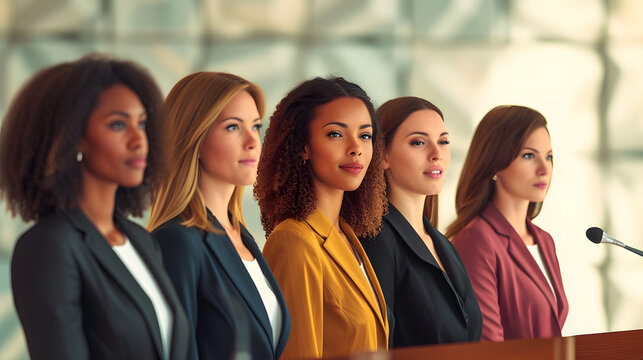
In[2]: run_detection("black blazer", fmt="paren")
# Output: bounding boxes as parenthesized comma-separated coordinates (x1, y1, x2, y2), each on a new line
(153, 213, 291, 360)
(11, 207, 190, 360)
(361, 204, 482, 347)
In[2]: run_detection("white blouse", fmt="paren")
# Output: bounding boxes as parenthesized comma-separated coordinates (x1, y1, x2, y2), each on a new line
(112, 238, 173, 360)
(527, 243, 557, 300)
(242, 258, 283, 349)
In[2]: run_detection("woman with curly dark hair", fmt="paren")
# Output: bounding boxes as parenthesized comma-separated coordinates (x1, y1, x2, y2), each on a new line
(0, 54, 189, 360)
(255, 76, 389, 359)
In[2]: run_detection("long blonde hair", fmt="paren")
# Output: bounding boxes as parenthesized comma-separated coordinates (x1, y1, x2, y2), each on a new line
(147, 72, 265, 233)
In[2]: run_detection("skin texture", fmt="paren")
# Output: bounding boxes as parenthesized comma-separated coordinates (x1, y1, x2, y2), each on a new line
(78, 84, 148, 190)
(199, 90, 262, 190)
(383, 109, 450, 198)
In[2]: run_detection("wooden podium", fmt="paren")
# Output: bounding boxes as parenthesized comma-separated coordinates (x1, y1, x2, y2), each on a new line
(341, 329, 643, 360)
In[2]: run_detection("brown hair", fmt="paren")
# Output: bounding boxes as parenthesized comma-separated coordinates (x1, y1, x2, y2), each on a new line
(254, 76, 386, 238)
(0, 54, 165, 221)
(147, 72, 265, 233)
(376, 96, 444, 226)
(445, 105, 549, 239)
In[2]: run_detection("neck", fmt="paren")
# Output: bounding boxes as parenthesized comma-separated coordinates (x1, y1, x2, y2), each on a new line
(313, 182, 344, 230)
(199, 173, 236, 228)
(491, 192, 530, 238)
(77, 171, 118, 236)
(387, 183, 427, 236)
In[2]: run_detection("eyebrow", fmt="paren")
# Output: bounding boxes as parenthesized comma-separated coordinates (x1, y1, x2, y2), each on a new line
(222, 116, 262, 122)
(322, 122, 372, 129)
(523, 146, 553, 153)
(406, 131, 449, 137)
(107, 110, 147, 118)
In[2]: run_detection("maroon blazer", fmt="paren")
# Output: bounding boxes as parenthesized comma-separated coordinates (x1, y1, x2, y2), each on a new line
(452, 203, 568, 342)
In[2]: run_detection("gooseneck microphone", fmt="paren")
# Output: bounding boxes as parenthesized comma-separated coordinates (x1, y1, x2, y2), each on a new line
(586, 227, 643, 257)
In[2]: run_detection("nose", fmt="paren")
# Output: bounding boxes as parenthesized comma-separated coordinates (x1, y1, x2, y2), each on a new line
(244, 127, 260, 150)
(129, 124, 147, 152)
(347, 135, 362, 157)
(427, 142, 440, 161)
(536, 156, 551, 176)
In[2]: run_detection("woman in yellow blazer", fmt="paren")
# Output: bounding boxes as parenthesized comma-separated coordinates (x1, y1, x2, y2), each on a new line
(255, 76, 389, 359)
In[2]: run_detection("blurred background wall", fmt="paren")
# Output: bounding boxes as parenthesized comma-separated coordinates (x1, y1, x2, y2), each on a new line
(1, 0, 642, 358)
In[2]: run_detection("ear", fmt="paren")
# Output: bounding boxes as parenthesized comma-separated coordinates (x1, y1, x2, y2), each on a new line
(302, 144, 310, 160)
(381, 151, 390, 170)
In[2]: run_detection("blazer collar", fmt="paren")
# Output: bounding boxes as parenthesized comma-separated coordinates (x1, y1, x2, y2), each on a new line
(305, 208, 388, 333)
(63, 207, 165, 359)
(384, 204, 468, 320)
(480, 203, 559, 318)
(202, 210, 283, 355)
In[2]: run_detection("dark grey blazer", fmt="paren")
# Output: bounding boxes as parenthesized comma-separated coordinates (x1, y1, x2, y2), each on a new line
(11, 207, 190, 360)
(361, 204, 482, 347)
(153, 212, 291, 360)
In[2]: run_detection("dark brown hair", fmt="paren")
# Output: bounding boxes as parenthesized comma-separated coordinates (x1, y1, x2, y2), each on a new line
(376, 96, 444, 226)
(445, 105, 549, 239)
(254, 76, 387, 237)
(0, 53, 165, 221)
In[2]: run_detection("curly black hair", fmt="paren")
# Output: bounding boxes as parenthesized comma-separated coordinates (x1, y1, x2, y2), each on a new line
(254, 76, 387, 238)
(0, 53, 165, 221)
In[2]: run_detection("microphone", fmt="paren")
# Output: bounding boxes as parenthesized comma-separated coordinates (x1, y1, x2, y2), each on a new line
(586, 227, 643, 257)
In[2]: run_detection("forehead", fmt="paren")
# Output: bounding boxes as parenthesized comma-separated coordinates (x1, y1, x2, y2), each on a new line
(397, 109, 445, 134)
(311, 97, 370, 125)
(523, 127, 551, 148)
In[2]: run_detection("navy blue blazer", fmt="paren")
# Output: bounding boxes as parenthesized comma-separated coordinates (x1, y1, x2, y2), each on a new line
(11, 208, 190, 360)
(153, 213, 291, 360)
(361, 204, 482, 347)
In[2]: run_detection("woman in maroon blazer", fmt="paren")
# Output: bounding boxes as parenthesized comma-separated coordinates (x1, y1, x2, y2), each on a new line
(446, 105, 568, 342)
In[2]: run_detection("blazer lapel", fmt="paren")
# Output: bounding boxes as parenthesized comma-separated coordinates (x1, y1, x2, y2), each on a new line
(306, 209, 386, 331)
(385, 205, 467, 321)
(244, 225, 291, 356)
(64, 208, 164, 359)
(116, 215, 188, 360)
(481, 204, 558, 317)
(202, 215, 274, 350)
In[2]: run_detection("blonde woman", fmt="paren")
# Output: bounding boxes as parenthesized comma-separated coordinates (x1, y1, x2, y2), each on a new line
(148, 72, 290, 359)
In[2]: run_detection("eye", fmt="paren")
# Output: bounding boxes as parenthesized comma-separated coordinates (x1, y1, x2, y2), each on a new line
(327, 131, 342, 138)
(410, 140, 425, 146)
(360, 132, 372, 140)
(522, 153, 534, 159)
(253, 123, 263, 131)
(439, 139, 450, 145)
(138, 120, 147, 129)
(226, 124, 239, 131)
(109, 120, 126, 131)
(546, 154, 554, 162)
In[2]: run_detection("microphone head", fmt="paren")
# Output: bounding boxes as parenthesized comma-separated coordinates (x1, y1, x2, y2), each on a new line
(586, 227, 604, 244)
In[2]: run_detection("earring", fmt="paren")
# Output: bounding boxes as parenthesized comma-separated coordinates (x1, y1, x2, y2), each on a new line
(76, 152, 83, 162)
(492, 174, 498, 181)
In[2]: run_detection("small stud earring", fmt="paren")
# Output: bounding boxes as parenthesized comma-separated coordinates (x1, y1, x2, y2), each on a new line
(492, 174, 498, 181)
(76, 152, 83, 162)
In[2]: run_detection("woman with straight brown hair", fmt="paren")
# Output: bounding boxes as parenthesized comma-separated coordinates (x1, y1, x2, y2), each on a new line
(361, 96, 482, 347)
(447, 105, 568, 342)
(148, 72, 290, 360)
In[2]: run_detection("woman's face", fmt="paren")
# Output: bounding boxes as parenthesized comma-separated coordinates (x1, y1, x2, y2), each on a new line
(304, 96, 373, 193)
(79, 84, 148, 188)
(383, 109, 450, 196)
(199, 90, 262, 187)
(495, 126, 553, 203)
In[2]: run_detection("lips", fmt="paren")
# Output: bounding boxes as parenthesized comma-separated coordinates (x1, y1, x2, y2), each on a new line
(423, 166, 444, 179)
(339, 162, 364, 175)
(534, 182, 548, 189)
(126, 157, 146, 169)
(239, 159, 257, 166)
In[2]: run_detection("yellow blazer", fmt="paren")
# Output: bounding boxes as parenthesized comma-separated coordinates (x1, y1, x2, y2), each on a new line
(263, 208, 389, 359)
